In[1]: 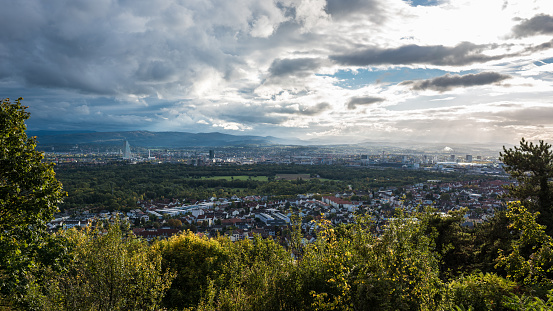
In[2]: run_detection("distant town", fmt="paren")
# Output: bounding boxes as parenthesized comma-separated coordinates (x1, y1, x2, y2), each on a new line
(49, 177, 511, 243)
(43, 138, 506, 175)
(46, 138, 512, 244)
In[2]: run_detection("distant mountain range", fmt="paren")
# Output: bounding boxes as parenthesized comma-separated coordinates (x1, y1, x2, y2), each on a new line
(28, 130, 507, 155)
(29, 131, 295, 148)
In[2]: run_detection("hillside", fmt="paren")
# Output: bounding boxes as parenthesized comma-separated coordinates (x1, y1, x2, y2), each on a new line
(30, 130, 285, 148)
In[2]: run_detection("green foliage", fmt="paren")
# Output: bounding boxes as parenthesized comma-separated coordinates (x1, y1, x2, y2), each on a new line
(21, 221, 174, 310)
(497, 202, 553, 287)
(471, 210, 515, 275)
(300, 219, 359, 311)
(155, 231, 230, 309)
(54, 162, 482, 211)
(446, 273, 518, 310)
(202, 213, 448, 310)
(0, 97, 64, 232)
(352, 212, 443, 311)
(0, 98, 66, 301)
(166, 218, 182, 228)
(7, 208, 547, 311)
(500, 138, 553, 232)
(503, 289, 553, 310)
(202, 175, 270, 181)
(170, 212, 449, 311)
(196, 235, 296, 311)
(419, 208, 474, 281)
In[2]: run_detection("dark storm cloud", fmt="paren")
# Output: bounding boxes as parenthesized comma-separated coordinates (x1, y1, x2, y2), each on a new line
(347, 96, 385, 109)
(216, 105, 289, 125)
(401, 72, 512, 92)
(298, 102, 331, 116)
(331, 42, 506, 67)
(276, 102, 333, 116)
(268, 58, 323, 77)
(512, 14, 553, 38)
(325, 0, 383, 21)
(261, 102, 330, 116)
(221, 112, 288, 125)
(492, 107, 553, 126)
(135, 61, 178, 82)
(217, 101, 332, 126)
(524, 39, 553, 53)
(0, 0, 280, 97)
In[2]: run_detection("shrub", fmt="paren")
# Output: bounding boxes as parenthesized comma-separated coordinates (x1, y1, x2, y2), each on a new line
(447, 273, 517, 310)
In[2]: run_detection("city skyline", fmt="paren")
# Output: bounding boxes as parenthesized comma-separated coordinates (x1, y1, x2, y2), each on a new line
(1, 0, 553, 144)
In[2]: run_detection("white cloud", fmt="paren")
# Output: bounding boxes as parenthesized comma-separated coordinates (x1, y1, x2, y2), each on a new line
(213, 121, 252, 131)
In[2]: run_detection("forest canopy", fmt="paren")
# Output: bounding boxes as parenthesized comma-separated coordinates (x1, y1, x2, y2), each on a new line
(54, 162, 494, 211)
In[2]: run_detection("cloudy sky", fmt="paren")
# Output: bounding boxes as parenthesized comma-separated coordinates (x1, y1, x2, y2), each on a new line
(1, 0, 553, 144)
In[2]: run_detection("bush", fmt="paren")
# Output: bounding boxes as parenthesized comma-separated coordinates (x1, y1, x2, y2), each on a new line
(446, 273, 518, 310)
(155, 231, 230, 309)
(22, 222, 173, 311)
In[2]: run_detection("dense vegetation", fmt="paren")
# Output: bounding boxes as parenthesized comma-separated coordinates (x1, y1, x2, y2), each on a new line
(55, 163, 491, 211)
(0, 98, 66, 308)
(6, 204, 553, 310)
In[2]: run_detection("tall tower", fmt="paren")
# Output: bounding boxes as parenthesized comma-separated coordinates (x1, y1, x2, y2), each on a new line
(123, 140, 132, 159)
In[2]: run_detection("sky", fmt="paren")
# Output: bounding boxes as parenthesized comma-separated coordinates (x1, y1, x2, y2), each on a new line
(1, 0, 553, 145)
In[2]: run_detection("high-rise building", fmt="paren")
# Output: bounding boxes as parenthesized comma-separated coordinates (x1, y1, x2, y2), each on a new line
(123, 140, 132, 159)
(466, 154, 473, 162)
(360, 154, 369, 166)
(209, 150, 214, 159)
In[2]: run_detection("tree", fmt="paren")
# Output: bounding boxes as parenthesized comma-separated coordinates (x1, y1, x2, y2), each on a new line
(471, 210, 514, 274)
(439, 193, 451, 202)
(324, 211, 444, 311)
(166, 218, 182, 229)
(419, 208, 472, 281)
(496, 201, 553, 287)
(0, 98, 65, 299)
(22, 222, 174, 310)
(155, 231, 229, 309)
(500, 138, 553, 231)
(446, 273, 517, 310)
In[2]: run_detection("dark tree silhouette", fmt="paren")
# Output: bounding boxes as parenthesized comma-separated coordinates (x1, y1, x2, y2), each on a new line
(500, 138, 553, 232)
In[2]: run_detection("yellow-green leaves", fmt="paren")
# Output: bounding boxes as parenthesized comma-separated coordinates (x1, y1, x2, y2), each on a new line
(1, 98, 66, 304)
(23, 222, 174, 311)
(497, 201, 553, 287)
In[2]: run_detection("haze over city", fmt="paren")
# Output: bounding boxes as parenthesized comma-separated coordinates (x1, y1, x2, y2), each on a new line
(1, 0, 552, 145)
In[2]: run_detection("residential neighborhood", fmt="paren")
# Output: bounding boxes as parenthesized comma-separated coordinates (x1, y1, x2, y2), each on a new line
(49, 178, 513, 244)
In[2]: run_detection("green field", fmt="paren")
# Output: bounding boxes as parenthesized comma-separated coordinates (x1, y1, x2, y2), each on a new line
(200, 175, 269, 182)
